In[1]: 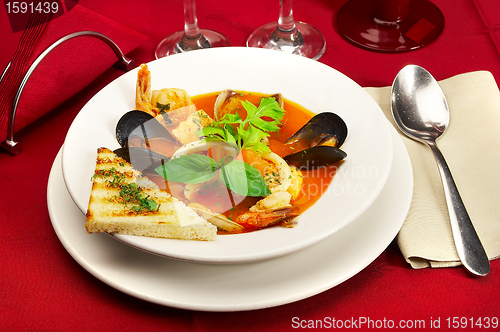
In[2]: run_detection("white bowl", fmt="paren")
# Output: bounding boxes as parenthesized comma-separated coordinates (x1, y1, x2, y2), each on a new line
(62, 47, 393, 263)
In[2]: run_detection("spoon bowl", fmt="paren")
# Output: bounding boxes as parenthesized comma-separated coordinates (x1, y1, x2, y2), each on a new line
(392, 66, 449, 142)
(391, 65, 490, 276)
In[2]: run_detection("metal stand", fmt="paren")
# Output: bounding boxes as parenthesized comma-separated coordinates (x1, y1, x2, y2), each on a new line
(0, 31, 135, 155)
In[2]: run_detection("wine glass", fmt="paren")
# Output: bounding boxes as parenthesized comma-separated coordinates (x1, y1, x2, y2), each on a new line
(336, 0, 444, 52)
(246, 0, 326, 60)
(155, 0, 231, 59)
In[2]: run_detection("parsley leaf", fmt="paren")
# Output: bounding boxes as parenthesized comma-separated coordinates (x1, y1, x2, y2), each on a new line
(198, 96, 285, 153)
(241, 98, 283, 132)
(119, 183, 160, 213)
(238, 124, 269, 151)
(156, 102, 170, 113)
(161, 95, 285, 196)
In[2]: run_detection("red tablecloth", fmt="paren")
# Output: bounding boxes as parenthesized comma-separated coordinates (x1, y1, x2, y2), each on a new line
(1, 0, 499, 331)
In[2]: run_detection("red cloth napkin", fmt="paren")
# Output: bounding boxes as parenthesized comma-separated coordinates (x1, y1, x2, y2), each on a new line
(0, 4, 148, 143)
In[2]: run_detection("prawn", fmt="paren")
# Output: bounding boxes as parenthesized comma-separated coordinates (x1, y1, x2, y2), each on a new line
(234, 153, 304, 229)
(135, 64, 154, 115)
(135, 63, 195, 118)
(236, 206, 300, 229)
(235, 191, 300, 229)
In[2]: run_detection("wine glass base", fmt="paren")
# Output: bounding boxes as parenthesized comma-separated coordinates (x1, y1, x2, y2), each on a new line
(246, 22, 326, 60)
(155, 29, 231, 59)
(337, 0, 444, 52)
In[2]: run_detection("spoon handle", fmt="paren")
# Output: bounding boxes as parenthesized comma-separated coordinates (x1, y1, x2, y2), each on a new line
(428, 142, 490, 276)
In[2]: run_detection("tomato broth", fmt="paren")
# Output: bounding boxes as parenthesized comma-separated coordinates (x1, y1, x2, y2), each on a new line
(147, 91, 338, 228)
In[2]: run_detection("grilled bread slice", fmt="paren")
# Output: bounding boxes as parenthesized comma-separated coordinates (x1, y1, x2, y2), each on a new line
(85, 147, 217, 241)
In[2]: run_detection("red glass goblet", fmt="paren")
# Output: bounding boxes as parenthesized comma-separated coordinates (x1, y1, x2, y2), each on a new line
(336, 0, 444, 52)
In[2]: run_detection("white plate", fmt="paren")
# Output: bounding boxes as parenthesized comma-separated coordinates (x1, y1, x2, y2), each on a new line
(49, 125, 411, 311)
(62, 47, 393, 263)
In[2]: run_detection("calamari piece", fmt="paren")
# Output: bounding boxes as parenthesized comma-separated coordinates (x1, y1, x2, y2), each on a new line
(249, 191, 292, 212)
(261, 161, 280, 191)
(260, 152, 292, 193)
(287, 166, 303, 200)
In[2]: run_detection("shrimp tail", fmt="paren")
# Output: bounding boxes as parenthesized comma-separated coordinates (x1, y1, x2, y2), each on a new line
(236, 206, 300, 229)
(136, 64, 154, 114)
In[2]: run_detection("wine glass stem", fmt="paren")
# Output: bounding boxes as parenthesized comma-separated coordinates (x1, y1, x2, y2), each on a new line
(183, 0, 201, 38)
(374, 0, 410, 23)
(272, 0, 303, 45)
(179, 0, 210, 51)
(278, 0, 296, 32)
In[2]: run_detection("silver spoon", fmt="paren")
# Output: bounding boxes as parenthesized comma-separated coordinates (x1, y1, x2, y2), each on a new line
(391, 65, 490, 276)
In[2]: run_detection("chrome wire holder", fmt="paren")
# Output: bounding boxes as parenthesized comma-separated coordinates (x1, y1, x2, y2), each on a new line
(0, 31, 135, 155)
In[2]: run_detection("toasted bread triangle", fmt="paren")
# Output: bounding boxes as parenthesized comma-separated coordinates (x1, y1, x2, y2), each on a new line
(85, 147, 217, 241)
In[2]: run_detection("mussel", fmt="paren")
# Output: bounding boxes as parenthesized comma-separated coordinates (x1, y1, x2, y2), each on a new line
(116, 110, 176, 149)
(114, 110, 181, 175)
(283, 112, 348, 169)
(283, 145, 347, 169)
(113, 146, 170, 174)
(285, 112, 347, 148)
(214, 90, 348, 170)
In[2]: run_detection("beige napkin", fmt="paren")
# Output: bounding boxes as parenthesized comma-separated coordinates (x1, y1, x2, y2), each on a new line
(364, 71, 500, 269)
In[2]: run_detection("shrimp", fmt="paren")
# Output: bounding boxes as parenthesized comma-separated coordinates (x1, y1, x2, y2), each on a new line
(236, 206, 300, 229)
(135, 63, 195, 118)
(151, 88, 194, 113)
(235, 191, 299, 229)
(234, 153, 304, 229)
(135, 64, 154, 115)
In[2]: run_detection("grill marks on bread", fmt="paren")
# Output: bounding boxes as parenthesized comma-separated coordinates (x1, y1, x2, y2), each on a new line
(85, 147, 217, 241)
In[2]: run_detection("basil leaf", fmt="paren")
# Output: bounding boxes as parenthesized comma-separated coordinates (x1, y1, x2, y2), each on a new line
(220, 160, 271, 197)
(154, 154, 218, 184)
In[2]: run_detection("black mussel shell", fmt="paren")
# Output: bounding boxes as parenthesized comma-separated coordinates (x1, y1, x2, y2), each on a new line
(115, 110, 176, 148)
(285, 112, 348, 148)
(116, 110, 153, 148)
(113, 146, 170, 174)
(284, 146, 347, 170)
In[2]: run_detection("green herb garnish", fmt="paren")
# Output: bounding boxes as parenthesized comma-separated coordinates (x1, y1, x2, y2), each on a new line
(119, 182, 160, 213)
(155, 154, 228, 184)
(94, 168, 159, 213)
(220, 160, 271, 196)
(157, 102, 170, 112)
(197, 97, 285, 153)
(154, 154, 270, 197)
(154, 96, 284, 197)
